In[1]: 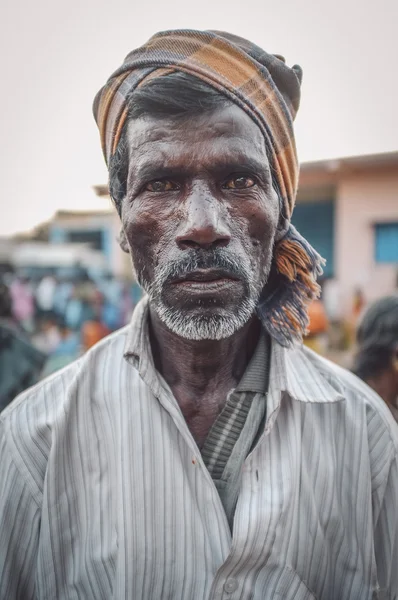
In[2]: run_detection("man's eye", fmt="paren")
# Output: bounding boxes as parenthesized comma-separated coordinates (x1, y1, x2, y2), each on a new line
(223, 176, 256, 190)
(145, 180, 178, 192)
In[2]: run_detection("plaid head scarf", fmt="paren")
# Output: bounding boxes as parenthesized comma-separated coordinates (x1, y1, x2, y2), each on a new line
(93, 29, 324, 346)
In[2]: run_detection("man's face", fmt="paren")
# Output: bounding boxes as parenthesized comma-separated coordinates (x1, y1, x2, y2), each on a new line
(120, 103, 280, 340)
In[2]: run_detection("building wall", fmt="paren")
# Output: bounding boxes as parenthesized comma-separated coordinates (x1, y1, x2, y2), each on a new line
(49, 211, 132, 278)
(335, 168, 398, 313)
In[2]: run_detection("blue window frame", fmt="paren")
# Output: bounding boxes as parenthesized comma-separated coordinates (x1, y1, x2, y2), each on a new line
(291, 200, 335, 278)
(375, 223, 398, 263)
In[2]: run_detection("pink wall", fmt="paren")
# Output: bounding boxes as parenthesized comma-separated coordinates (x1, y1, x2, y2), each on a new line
(335, 168, 398, 313)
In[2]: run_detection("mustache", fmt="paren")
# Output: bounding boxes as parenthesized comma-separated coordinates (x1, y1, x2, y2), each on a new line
(156, 249, 251, 287)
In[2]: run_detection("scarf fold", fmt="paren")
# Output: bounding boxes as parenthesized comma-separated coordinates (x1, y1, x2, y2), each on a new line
(93, 29, 324, 345)
(258, 225, 325, 346)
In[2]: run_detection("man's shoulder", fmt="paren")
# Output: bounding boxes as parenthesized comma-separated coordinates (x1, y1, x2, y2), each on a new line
(293, 344, 398, 457)
(1, 325, 131, 422)
(297, 344, 389, 407)
(0, 326, 133, 486)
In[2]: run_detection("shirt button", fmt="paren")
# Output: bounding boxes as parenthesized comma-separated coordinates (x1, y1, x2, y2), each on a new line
(224, 578, 238, 593)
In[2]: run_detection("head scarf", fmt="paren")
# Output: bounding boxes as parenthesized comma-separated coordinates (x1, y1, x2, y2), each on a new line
(93, 29, 324, 346)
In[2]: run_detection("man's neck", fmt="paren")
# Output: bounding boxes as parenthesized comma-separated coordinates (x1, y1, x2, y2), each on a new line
(148, 306, 261, 446)
(149, 307, 260, 391)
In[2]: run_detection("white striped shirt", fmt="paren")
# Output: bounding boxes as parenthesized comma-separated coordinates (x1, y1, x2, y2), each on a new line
(1, 297, 398, 600)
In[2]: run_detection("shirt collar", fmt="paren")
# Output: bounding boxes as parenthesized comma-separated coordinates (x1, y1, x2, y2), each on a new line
(124, 296, 149, 361)
(235, 333, 270, 394)
(269, 339, 345, 405)
(124, 296, 344, 407)
(123, 296, 161, 396)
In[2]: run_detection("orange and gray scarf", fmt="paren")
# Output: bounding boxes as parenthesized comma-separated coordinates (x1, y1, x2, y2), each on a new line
(93, 29, 324, 346)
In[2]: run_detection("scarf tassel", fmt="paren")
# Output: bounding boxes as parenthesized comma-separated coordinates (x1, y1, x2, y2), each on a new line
(257, 224, 325, 347)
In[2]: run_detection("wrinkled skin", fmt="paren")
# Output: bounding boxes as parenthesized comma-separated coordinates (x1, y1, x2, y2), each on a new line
(119, 104, 280, 446)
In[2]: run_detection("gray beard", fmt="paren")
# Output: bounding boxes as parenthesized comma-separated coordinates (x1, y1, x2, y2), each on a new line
(150, 292, 259, 341)
(135, 251, 267, 341)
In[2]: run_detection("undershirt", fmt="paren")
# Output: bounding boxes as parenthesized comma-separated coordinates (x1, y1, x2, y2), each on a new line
(201, 333, 270, 527)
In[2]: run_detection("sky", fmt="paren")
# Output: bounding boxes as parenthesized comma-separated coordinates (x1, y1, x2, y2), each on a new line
(1, 0, 397, 235)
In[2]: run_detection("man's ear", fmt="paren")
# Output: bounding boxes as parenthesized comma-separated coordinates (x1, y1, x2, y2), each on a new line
(118, 228, 130, 254)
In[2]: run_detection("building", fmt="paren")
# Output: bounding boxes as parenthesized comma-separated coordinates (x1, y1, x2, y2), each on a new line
(48, 186, 131, 279)
(295, 151, 398, 317)
(0, 237, 15, 275)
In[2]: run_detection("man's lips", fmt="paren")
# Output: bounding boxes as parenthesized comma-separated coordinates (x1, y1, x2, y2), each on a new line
(169, 268, 241, 294)
(171, 268, 240, 284)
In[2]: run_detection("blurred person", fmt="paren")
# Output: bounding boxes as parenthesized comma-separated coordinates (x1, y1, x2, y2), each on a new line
(81, 315, 111, 351)
(351, 285, 366, 330)
(343, 286, 367, 349)
(120, 279, 135, 324)
(64, 287, 84, 330)
(35, 273, 57, 316)
(352, 286, 366, 322)
(322, 278, 346, 353)
(76, 271, 97, 322)
(101, 295, 122, 330)
(0, 282, 46, 412)
(304, 296, 329, 354)
(64, 273, 95, 331)
(80, 289, 111, 350)
(53, 277, 74, 317)
(353, 295, 398, 421)
(31, 313, 62, 354)
(9, 276, 35, 331)
(41, 318, 80, 378)
(1, 30, 398, 600)
(99, 273, 123, 330)
(322, 278, 342, 324)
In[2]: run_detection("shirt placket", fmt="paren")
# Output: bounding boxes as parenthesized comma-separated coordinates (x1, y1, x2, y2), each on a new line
(207, 390, 283, 600)
(207, 458, 259, 600)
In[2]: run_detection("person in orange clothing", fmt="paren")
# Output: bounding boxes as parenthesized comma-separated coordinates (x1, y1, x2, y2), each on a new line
(304, 297, 329, 353)
(81, 317, 111, 351)
(80, 288, 111, 351)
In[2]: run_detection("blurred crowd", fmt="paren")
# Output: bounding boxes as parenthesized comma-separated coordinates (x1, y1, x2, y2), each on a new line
(0, 271, 141, 411)
(1, 270, 397, 424)
(305, 288, 398, 423)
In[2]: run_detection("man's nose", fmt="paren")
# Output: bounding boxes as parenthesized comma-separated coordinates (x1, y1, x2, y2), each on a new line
(176, 193, 231, 251)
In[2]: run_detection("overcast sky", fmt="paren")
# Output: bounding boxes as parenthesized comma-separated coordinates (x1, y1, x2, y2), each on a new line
(1, 0, 397, 235)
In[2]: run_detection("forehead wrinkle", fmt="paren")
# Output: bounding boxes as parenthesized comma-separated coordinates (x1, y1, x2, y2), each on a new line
(127, 104, 265, 149)
(131, 137, 268, 170)
(128, 146, 171, 184)
(127, 125, 171, 160)
(126, 106, 270, 181)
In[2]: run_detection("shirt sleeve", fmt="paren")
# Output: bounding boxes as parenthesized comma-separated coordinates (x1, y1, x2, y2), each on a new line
(0, 421, 41, 600)
(373, 452, 398, 598)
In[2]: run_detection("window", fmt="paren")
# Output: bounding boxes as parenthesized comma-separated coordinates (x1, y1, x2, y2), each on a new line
(68, 230, 103, 251)
(292, 200, 335, 278)
(375, 223, 398, 263)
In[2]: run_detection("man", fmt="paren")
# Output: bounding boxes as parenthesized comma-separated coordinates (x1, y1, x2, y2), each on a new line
(353, 295, 398, 422)
(1, 30, 397, 600)
(0, 282, 46, 411)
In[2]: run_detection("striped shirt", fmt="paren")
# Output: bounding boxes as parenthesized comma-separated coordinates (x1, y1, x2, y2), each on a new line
(1, 297, 398, 600)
